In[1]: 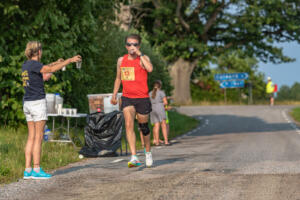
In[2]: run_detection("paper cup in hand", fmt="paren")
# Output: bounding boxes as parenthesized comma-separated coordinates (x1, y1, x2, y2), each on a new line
(76, 61, 82, 69)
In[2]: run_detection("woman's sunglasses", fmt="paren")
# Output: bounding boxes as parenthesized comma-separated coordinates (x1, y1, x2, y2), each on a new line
(126, 43, 139, 47)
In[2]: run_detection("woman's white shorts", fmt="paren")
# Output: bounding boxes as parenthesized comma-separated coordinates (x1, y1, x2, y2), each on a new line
(23, 99, 48, 122)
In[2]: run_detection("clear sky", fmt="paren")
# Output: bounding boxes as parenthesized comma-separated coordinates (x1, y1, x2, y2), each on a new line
(259, 42, 300, 89)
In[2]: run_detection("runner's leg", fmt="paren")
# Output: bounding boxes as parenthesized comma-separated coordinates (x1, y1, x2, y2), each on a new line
(25, 121, 35, 169)
(33, 120, 46, 168)
(161, 120, 169, 144)
(137, 113, 151, 152)
(153, 122, 160, 145)
(123, 106, 137, 155)
(140, 130, 145, 148)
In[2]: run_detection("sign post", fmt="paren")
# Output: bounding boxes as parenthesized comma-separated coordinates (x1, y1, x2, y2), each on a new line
(214, 72, 249, 104)
(214, 73, 249, 82)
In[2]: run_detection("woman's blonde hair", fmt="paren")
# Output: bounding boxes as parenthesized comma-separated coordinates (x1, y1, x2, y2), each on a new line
(25, 41, 42, 59)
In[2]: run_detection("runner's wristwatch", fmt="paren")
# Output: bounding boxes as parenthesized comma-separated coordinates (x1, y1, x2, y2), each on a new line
(140, 52, 144, 57)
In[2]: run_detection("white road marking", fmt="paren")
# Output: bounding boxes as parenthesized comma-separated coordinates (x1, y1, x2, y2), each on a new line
(282, 109, 300, 135)
(175, 118, 209, 140)
(111, 159, 124, 163)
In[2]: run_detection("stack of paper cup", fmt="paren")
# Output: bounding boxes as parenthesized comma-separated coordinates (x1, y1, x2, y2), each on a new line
(72, 109, 77, 115)
(61, 108, 67, 115)
(56, 104, 62, 115)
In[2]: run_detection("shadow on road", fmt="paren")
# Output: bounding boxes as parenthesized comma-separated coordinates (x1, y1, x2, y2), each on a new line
(192, 114, 294, 136)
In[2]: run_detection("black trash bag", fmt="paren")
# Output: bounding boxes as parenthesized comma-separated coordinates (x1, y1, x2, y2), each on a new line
(79, 111, 123, 157)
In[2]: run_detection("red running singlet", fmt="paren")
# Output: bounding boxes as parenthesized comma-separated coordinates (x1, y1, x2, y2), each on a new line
(120, 54, 149, 98)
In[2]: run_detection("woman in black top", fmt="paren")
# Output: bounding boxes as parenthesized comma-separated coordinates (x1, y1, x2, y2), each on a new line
(22, 41, 81, 179)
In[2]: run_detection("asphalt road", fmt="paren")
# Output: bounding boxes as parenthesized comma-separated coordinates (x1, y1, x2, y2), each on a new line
(1, 105, 300, 200)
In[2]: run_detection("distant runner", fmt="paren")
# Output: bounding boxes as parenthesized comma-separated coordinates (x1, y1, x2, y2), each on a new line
(266, 76, 275, 106)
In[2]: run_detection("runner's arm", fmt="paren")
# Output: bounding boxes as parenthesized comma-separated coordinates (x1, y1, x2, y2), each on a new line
(163, 96, 168, 106)
(111, 57, 123, 103)
(43, 73, 52, 81)
(42, 58, 64, 80)
(48, 58, 64, 66)
(40, 55, 81, 73)
(140, 55, 153, 72)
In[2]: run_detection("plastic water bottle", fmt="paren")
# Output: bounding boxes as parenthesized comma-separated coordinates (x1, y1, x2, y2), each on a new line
(55, 93, 63, 114)
(44, 125, 52, 141)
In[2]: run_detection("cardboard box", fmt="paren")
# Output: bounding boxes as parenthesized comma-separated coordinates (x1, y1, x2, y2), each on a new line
(87, 93, 122, 114)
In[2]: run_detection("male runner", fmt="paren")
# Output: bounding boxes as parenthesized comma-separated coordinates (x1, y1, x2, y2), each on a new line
(111, 34, 153, 167)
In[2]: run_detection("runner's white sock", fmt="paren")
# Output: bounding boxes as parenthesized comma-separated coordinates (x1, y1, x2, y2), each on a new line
(33, 167, 40, 173)
(131, 155, 138, 161)
(25, 168, 32, 173)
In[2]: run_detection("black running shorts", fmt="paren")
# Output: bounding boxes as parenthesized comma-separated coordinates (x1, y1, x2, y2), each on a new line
(120, 96, 152, 115)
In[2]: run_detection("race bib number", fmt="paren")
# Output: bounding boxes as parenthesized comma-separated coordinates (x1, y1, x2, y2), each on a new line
(121, 67, 135, 81)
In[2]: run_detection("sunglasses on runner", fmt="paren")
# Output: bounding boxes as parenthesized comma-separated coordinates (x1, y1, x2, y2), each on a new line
(126, 43, 139, 47)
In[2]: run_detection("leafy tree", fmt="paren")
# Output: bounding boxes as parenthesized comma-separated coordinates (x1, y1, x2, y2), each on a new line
(277, 83, 300, 101)
(290, 82, 300, 101)
(130, 0, 300, 103)
(192, 51, 266, 103)
(277, 85, 291, 100)
(0, 0, 115, 126)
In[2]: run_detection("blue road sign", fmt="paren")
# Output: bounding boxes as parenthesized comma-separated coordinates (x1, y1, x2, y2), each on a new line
(214, 73, 249, 81)
(220, 80, 245, 88)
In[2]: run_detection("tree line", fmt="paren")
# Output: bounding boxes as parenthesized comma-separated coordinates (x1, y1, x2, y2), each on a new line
(1, 0, 300, 126)
(277, 83, 300, 101)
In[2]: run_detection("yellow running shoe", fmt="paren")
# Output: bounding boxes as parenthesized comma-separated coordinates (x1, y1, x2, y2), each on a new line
(128, 158, 142, 168)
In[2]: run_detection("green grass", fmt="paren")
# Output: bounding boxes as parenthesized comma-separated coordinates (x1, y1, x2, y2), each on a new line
(290, 107, 300, 123)
(0, 128, 80, 184)
(0, 111, 199, 184)
(190, 100, 300, 106)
